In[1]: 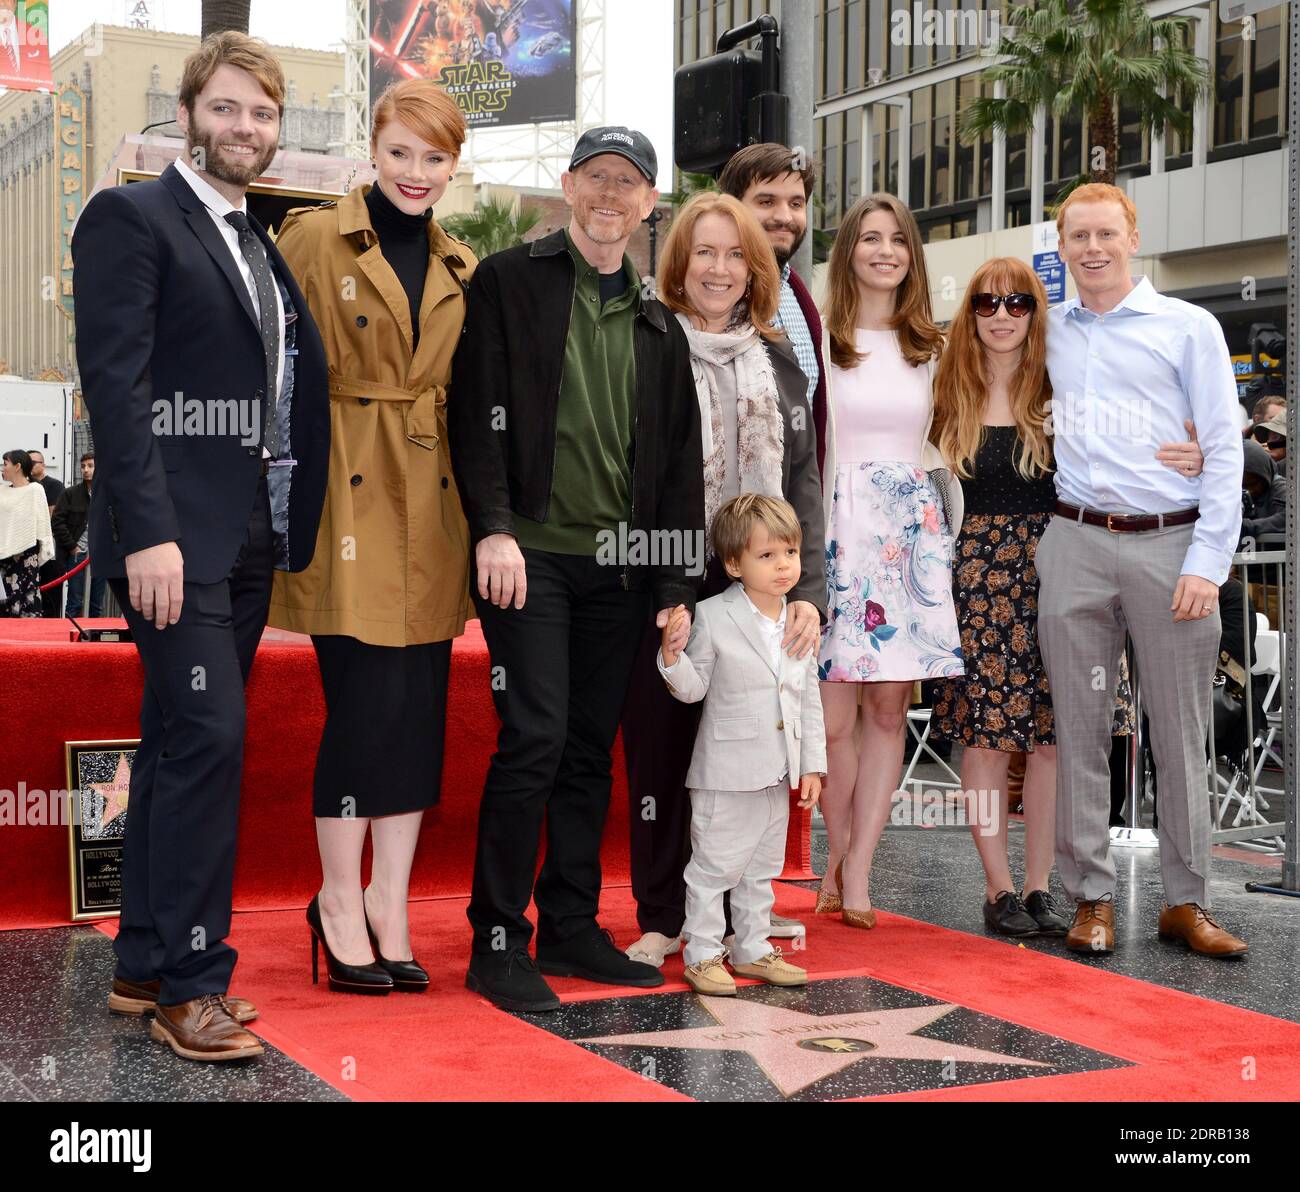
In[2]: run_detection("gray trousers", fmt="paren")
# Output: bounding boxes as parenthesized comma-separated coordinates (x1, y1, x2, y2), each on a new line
(683, 783, 789, 967)
(1036, 515, 1219, 908)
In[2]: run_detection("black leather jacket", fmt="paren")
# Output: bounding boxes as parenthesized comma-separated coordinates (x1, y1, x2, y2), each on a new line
(448, 229, 705, 612)
(51, 480, 92, 561)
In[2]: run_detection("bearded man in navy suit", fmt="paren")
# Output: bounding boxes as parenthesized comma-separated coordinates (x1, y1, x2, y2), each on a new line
(72, 31, 329, 1062)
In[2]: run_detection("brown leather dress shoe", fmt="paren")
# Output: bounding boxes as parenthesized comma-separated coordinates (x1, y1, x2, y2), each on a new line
(1158, 903, 1248, 958)
(109, 976, 258, 1023)
(150, 994, 265, 1061)
(1064, 895, 1115, 954)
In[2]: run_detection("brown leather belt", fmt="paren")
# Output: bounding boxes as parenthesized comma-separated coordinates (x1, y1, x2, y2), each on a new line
(1055, 501, 1199, 533)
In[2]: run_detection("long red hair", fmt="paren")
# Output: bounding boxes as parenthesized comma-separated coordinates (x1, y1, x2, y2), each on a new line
(824, 193, 942, 369)
(931, 257, 1053, 480)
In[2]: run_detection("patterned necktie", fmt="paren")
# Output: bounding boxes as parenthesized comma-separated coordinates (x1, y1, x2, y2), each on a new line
(224, 210, 281, 458)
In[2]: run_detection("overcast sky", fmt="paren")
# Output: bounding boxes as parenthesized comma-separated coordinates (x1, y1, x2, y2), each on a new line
(48, 0, 676, 190)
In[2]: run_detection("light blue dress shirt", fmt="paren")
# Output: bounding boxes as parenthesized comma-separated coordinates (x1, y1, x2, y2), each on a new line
(1046, 276, 1244, 585)
(773, 262, 818, 411)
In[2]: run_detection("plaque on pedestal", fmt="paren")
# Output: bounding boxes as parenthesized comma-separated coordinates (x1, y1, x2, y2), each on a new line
(65, 740, 138, 921)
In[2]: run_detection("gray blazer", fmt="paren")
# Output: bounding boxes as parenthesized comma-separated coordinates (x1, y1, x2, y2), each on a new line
(657, 582, 827, 791)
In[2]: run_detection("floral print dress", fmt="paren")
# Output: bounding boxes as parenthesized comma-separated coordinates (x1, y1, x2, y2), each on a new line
(0, 543, 44, 617)
(929, 425, 1135, 750)
(818, 329, 963, 683)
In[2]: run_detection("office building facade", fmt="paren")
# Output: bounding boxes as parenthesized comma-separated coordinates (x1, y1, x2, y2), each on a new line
(675, 1, 1290, 378)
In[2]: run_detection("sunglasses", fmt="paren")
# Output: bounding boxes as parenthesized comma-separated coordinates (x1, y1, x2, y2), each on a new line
(971, 292, 1037, 318)
(1253, 427, 1286, 448)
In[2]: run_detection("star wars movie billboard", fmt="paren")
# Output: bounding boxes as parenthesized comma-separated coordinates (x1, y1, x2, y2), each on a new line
(369, 0, 576, 130)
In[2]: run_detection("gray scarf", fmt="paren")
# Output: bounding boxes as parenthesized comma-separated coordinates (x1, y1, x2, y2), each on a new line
(677, 314, 785, 553)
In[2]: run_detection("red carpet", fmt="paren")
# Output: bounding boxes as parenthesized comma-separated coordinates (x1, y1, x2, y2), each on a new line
(97, 883, 1300, 1102)
(0, 619, 811, 928)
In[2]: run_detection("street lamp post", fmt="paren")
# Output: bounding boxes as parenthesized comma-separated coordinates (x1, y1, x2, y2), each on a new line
(1283, 0, 1299, 890)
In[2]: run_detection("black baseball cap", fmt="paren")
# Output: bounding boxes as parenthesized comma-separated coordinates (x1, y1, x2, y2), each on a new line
(569, 126, 657, 183)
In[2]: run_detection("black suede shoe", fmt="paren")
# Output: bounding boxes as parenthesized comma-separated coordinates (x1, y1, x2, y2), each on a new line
(1024, 889, 1070, 936)
(538, 926, 665, 988)
(983, 890, 1038, 937)
(466, 948, 560, 1013)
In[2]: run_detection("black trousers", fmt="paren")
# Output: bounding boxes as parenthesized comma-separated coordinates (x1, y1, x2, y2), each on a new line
(467, 548, 649, 955)
(109, 478, 272, 1005)
(38, 558, 62, 617)
(621, 557, 729, 937)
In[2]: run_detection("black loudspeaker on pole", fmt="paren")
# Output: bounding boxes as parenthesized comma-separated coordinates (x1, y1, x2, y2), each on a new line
(673, 16, 790, 178)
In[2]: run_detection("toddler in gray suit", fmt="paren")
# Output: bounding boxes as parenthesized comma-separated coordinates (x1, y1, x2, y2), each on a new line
(658, 495, 826, 997)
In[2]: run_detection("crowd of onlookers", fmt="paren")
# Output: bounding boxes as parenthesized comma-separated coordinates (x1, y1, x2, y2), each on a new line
(0, 449, 104, 617)
(1241, 395, 1287, 549)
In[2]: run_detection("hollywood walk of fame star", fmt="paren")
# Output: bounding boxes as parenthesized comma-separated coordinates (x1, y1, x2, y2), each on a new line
(85, 752, 131, 830)
(582, 996, 1049, 1098)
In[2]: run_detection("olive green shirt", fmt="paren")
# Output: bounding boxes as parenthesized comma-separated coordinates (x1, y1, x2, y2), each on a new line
(514, 230, 640, 555)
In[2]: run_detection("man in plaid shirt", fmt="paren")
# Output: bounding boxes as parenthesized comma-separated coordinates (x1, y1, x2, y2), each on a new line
(720, 143, 827, 479)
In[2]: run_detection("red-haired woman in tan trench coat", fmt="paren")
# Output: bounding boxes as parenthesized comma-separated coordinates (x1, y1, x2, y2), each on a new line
(268, 79, 477, 994)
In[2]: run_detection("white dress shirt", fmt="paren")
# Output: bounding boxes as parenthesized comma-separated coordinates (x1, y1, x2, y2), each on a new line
(1046, 276, 1244, 585)
(173, 155, 285, 456)
(740, 587, 788, 672)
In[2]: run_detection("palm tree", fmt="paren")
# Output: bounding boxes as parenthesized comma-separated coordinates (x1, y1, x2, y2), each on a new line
(441, 196, 542, 259)
(663, 170, 719, 209)
(959, 0, 1210, 199)
(201, 1, 251, 38)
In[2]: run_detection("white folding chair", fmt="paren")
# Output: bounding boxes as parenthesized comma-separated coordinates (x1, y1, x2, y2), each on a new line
(900, 707, 963, 794)
(1212, 616, 1284, 846)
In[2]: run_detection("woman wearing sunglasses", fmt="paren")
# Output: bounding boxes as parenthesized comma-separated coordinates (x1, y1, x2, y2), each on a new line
(814, 193, 963, 928)
(928, 258, 1204, 935)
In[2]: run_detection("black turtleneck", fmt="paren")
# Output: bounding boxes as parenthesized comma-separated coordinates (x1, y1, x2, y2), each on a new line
(365, 182, 433, 349)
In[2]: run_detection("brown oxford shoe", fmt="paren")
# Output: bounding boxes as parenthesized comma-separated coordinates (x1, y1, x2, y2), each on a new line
(150, 994, 264, 1062)
(1158, 903, 1248, 958)
(1064, 894, 1115, 954)
(109, 976, 258, 1023)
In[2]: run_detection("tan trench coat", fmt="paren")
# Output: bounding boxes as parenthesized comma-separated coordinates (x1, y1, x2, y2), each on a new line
(267, 184, 477, 645)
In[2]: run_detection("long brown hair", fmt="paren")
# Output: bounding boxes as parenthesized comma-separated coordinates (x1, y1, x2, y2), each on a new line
(658, 192, 781, 339)
(824, 193, 942, 369)
(931, 257, 1053, 480)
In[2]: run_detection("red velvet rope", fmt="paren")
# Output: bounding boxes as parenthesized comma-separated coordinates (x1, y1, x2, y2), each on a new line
(38, 555, 90, 592)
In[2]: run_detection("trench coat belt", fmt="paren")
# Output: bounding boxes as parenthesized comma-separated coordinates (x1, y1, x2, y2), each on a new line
(327, 372, 445, 450)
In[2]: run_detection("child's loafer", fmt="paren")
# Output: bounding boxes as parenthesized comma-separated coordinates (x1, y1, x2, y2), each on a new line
(731, 949, 807, 986)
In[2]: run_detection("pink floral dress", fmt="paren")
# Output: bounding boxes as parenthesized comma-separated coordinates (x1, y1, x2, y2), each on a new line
(818, 329, 963, 683)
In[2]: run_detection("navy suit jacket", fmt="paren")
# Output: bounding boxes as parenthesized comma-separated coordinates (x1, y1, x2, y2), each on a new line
(71, 162, 329, 584)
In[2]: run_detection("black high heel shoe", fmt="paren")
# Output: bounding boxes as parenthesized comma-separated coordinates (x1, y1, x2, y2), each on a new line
(363, 891, 429, 992)
(307, 895, 394, 994)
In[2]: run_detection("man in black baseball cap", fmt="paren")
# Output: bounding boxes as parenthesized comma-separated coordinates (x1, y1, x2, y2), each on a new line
(450, 122, 702, 1013)
(568, 125, 658, 182)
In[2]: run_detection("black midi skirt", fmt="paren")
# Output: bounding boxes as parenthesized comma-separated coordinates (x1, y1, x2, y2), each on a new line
(311, 634, 453, 818)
